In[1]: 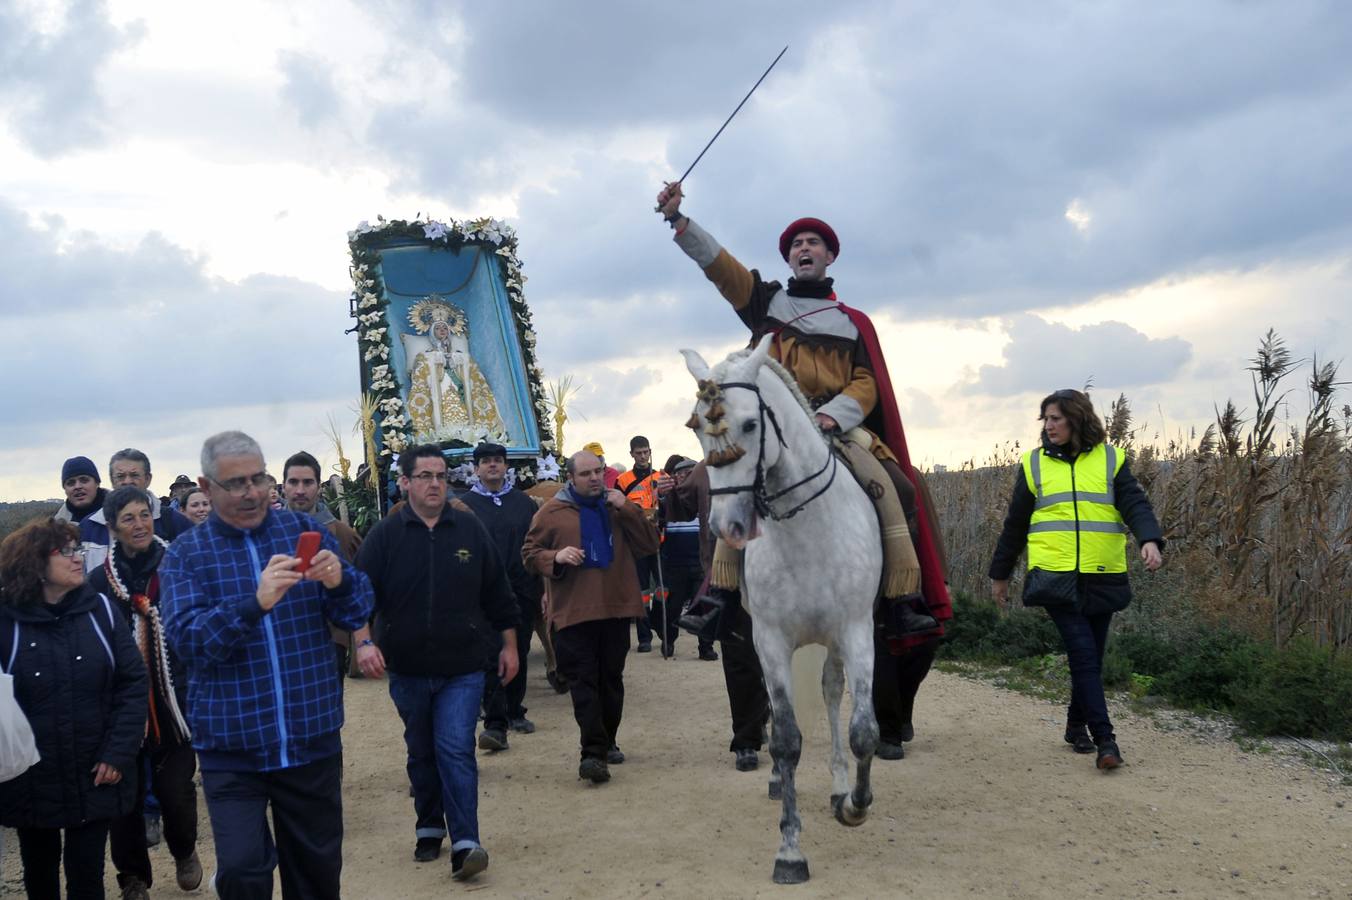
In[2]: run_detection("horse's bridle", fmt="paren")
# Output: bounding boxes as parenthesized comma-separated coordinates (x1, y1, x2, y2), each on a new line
(705, 381, 838, 522)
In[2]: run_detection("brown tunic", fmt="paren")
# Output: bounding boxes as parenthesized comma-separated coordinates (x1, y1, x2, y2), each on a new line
(675, 218, 896, 463)
(522, 494, 660, 631)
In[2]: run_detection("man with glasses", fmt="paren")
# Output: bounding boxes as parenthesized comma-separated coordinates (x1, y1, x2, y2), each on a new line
(78, 448, 193, 572)
(159, 431, 373, 900)
(351, 444, 519, 880)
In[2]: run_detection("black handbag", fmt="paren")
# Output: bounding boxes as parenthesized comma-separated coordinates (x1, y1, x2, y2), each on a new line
(1022, 567, 1079, 607)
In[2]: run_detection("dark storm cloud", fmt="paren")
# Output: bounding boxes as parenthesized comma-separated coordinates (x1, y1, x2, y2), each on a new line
(362, 0, 1352, 324)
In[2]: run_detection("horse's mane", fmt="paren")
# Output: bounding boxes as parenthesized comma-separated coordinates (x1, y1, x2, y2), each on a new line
(716, 346, 816, 423)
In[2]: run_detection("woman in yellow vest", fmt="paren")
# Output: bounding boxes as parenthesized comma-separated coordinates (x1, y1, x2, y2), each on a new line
(988, 389, 1164, 771)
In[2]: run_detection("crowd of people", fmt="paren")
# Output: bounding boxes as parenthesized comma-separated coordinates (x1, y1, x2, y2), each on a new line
(0, 201, 1163, 898)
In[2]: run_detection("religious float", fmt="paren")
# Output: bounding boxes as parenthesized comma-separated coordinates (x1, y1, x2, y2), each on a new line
(346, 215, 559, 509)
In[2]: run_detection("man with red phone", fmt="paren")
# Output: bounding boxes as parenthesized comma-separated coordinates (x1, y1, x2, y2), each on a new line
(159, 431, 373, 900)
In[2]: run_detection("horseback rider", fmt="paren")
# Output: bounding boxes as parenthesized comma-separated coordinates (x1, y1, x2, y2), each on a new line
(655, 183, 950, 640)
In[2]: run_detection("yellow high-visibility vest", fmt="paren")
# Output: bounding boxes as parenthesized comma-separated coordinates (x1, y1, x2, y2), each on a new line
(1021, 443, 1128, 574)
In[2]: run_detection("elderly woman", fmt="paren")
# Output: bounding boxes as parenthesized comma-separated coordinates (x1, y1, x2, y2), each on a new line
(180, 486, 211, 525)
(0, 518, 146, 900)
(89, 487, 202, 895)
(988, 389, 1164, 771)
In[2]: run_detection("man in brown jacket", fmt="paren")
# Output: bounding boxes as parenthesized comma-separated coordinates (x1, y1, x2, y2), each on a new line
(522, 450, 659, 784)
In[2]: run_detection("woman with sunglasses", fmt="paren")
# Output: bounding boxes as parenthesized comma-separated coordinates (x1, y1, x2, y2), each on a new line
(0, 518, 147, 900)
(89, 486, 203, 896)
(988, 389, 1165, 771)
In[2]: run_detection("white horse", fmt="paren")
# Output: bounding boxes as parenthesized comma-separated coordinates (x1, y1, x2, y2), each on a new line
(682, 335, 881, 885)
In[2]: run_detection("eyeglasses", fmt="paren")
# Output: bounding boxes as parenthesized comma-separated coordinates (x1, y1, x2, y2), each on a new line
(210, 472, 272, 497)
(409, 471, 449, 483)
(51, 545, 85, 558)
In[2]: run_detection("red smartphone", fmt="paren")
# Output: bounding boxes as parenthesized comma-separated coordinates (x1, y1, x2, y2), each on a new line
(295, 531, 322, 573)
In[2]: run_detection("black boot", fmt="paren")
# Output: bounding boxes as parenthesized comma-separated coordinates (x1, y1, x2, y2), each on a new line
(885, 594, 937, 636)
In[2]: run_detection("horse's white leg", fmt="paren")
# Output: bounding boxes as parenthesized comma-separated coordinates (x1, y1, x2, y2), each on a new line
(822, 647, 850, 804)
(835, 617, 879, 827)
(756, 629, 809, 884)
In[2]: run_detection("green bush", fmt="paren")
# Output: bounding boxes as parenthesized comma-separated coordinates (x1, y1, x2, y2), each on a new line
(1106, 630, 1177, 678)
(1229, 640, 1352, 740)
(939, 590, 1352, 741)
(940, 592, 1061, 662)
(1154, 627, 1270, 711)
(1100, 644, 1135, 689)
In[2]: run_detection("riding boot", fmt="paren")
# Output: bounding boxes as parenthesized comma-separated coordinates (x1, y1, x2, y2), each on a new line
(884, 594, 938, 635)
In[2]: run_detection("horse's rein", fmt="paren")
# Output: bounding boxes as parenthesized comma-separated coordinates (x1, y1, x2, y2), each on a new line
(706, 380, 838, 521)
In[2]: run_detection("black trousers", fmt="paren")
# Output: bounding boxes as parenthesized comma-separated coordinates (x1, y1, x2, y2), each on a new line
(483, 596, 539, 730)
(110, 739, 199, 887)
(873, 634, 940, 745)
(200, 752, 344, 900)
(718, 597, 771, 752)
(16, 820, 111, 900)
(553, 617, 630, 761)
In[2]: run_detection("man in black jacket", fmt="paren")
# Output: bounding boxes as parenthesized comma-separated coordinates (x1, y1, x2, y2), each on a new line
(353, 444, 519, 881)
(459, 442, 543, 749)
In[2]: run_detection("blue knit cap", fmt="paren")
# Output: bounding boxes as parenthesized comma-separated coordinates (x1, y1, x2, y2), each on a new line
(61, 456, 100, 484)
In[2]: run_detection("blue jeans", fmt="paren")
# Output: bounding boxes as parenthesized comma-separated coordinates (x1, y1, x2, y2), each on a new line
(1046, 607, 1115, 743)
(387, 671, 484, 853)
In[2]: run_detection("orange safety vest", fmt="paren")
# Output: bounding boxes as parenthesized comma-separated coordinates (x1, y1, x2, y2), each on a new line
(616, 469, 663, 510)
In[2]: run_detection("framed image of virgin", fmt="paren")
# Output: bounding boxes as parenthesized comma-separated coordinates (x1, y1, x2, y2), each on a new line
(347, 216, 552, 477)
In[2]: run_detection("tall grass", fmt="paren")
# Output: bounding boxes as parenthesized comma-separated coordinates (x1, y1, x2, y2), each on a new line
(928, 330, 1352, 651)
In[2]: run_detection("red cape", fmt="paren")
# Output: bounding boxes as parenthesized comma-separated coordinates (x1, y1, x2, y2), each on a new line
(836, 302, 953, 642)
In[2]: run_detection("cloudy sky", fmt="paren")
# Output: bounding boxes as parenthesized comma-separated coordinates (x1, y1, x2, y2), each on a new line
(2, 0, 1350, 501)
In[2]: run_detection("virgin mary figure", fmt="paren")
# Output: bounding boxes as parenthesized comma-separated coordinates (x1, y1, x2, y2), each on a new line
(399, 297, 508, 443)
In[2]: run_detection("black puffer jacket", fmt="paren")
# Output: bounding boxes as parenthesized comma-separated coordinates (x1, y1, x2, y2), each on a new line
(0, 583, 148, 828)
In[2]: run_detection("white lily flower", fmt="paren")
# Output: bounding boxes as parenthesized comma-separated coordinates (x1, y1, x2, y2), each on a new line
(423, 221, 448, 241)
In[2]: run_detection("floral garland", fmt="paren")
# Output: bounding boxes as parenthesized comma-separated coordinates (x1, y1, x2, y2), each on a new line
(347, 215, 555, 476)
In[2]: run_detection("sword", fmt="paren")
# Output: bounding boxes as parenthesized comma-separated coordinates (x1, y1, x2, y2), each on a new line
(655, 45, 790, 210)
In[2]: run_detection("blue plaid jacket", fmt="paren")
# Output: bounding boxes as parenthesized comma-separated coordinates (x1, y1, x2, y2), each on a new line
(160, 508, 373, 771)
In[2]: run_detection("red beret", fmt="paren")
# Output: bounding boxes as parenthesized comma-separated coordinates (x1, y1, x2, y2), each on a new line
(779, 217, 840, 262)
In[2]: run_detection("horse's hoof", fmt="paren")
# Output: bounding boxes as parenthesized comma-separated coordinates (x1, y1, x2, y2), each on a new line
(768, 779, 782, 801)
(833, 793, 868, 827)
(772, 858, 810, 884)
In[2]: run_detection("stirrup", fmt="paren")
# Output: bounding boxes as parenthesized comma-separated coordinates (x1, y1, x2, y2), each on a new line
(678, 593, 724, 639)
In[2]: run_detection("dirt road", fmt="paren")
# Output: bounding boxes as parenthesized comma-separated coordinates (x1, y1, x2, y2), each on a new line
(4, 641, 1350, 898)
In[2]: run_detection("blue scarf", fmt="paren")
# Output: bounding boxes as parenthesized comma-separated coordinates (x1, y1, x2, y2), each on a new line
(565, 485, 613, 569)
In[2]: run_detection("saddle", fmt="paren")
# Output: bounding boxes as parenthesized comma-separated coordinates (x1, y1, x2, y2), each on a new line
(831, 429, 921, 599)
